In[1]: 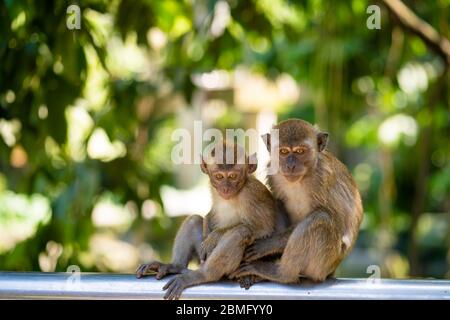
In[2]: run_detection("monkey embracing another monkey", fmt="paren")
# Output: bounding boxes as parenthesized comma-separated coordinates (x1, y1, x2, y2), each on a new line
(230, 119, 363, 285)
(136, 141, 276, 299)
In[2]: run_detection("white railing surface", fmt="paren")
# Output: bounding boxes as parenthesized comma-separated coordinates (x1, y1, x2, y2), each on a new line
(0, 272, 449, 299)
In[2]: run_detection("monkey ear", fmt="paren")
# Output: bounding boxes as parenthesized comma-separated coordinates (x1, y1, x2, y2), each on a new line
(261, 133, 271, 152)
(200, 155, 208, 174)
(247, 153, 258, 174)
(317, 132, 329, 152)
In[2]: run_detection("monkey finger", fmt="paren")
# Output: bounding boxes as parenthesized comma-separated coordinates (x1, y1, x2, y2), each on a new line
(135, 264, 149, 278)
(135, 264, 143, 274)
(230, 264, 253, 279)
(162, 277, 177, 291)
(163, 285, 174, 300)
(166, 286, 181, 300)
(238, 277, 251, 290)
(172, 286, 183, 300)
(163, 284, 176, 300)
(136, 263, 148, 274)
(155, 270, 166, 280)
(243, 250, 259, 262)
(241, 281, 252, 290)
(135, 265, 143, 278)
(136, 261, 163, 278)
(146, 261, 163, 272)
(164, 281, 183, 300)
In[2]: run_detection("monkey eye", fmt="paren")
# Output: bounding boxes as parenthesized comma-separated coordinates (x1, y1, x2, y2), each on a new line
(214, 173, 224, 180)
(295, 147, 306, 154)
(279, 148, 289, 155)
(228, 173, 237, 180)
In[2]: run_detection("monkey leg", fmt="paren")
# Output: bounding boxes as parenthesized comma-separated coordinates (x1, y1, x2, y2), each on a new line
(237, 205, 293, 289)
(163, 225, 251, 299)
(238, 228, 292, 289)
(231, 212, 341, 283)
(136, 214, 203, 280)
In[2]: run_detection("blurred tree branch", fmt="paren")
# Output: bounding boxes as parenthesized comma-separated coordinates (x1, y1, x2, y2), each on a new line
(381, 0, 450, 65)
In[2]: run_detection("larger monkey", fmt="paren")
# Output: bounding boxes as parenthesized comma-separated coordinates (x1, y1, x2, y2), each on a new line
(231, 119, 363, 284)
(136, 141, 276, 299)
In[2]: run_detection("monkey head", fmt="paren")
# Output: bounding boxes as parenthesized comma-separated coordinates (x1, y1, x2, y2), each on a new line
(263, 119, 328, 182)
(200, 141, 257, 200)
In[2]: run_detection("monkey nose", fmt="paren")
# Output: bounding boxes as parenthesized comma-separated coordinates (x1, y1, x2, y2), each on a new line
(287, 164, 296, 171)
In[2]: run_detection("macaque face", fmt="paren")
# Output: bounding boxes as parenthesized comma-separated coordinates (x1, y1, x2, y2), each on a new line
(208, 165, 247, 199)
(266, 119, 328, 183)
(201, 143, 257, 199)
(277, 141, 316, 182)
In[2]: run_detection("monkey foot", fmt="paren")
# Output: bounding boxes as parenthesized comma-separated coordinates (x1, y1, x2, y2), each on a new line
(237, 275, 261, 290)
(163, 275, 187, 300)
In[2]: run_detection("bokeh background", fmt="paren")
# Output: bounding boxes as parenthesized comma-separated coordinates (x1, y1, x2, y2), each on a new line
(0, 0, 449, 279)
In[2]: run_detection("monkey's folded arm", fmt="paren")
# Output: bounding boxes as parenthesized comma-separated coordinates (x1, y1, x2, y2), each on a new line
(200, 225, 246, 262)
(200, 230, 222, 262)
(243, 225, 295, 262)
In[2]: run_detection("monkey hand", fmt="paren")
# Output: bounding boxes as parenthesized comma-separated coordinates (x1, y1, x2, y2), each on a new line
(163, 275, 188, 300)
(136, 261, 180, 280)
(243, 239, 278, 262)
(136, 261, 161, 279)
(199, 232, 220, 262)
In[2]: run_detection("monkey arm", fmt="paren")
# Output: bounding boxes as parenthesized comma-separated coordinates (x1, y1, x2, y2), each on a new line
(202, 211, 213, 240)
(199, 224, 243, 262)
(199, 229, 222, 262)
(243, 225, 295, 262)
(230, 261, 291, 284)
(233, 211, 342, 284)
(275, 199, 292, 231)
(137, 215, 204, 280)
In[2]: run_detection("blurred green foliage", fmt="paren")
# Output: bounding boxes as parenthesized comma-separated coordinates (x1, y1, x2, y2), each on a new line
(0, 0, 449, 278)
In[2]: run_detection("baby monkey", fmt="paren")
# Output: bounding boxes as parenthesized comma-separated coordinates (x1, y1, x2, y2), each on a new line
(136, 141, 276, 299)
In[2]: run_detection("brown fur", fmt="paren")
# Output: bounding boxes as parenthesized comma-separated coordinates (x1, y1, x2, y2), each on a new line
(230, 119, 363, 284)
(136, 142, 276, 299)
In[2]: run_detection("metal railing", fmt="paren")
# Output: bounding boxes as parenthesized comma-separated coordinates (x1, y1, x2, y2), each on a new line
(0, 272, 449, 299)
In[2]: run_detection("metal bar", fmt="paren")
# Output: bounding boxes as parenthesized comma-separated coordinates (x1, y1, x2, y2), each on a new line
(0, 272, 449, 300)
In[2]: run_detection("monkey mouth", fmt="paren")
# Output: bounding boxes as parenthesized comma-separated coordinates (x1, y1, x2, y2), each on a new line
(219, 191, 236, 199)
(283, 174, 302, 182)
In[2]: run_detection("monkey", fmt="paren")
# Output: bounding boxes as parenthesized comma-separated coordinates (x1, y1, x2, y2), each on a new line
(136, 141, 277, 299)
(230, 118, 363, 286)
